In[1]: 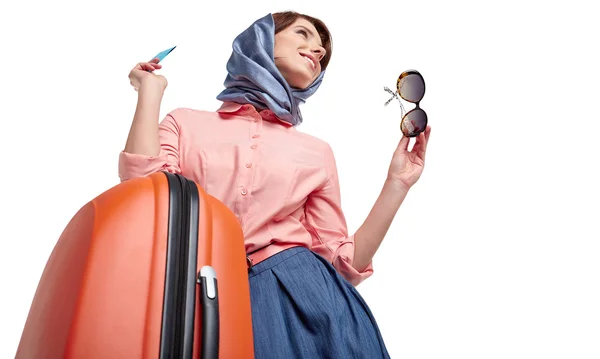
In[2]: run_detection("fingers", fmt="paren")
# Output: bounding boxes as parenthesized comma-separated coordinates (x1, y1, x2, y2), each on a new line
(128, 59, 165, 90)
(413, 125, 431, 161)
(133, 61, 163, 72)
(141, 62, 162, 72)
(422, 125, 431, 151)
(396, 134, 410, 153)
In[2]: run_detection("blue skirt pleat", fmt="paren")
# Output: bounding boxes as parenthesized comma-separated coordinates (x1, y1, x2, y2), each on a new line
(248, 246, 391, 359)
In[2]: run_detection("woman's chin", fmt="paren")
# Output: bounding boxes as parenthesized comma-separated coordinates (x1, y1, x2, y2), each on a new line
(288, 74, 317, 90)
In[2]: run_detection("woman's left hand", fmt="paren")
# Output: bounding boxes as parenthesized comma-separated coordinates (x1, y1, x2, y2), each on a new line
(387, 125, 431, 189)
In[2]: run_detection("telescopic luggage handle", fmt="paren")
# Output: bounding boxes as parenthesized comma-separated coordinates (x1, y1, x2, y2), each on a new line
(198, 266, 219, 359)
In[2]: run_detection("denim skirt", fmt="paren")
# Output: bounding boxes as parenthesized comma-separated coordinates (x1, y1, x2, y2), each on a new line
(248, 246, 390, 359)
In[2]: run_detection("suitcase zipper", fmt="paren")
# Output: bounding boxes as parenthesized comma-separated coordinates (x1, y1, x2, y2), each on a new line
(161, 173, 200, 359)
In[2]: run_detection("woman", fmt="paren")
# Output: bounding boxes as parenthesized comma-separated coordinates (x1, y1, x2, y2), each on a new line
(121, 11, 431, 358)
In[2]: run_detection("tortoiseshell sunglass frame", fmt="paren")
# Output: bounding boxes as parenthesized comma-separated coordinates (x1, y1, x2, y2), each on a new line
(384, 69, 428, 138)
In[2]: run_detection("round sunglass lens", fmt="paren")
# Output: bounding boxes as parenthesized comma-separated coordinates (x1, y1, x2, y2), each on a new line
(398, 72, 425, 103)
(401, 109, 428, 137)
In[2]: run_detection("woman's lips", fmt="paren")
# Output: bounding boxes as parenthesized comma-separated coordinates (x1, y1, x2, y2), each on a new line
(299, 53, 316, 71)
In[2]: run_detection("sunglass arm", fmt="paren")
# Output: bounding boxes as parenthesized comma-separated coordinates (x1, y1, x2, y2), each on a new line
(383, 86, 406, 118)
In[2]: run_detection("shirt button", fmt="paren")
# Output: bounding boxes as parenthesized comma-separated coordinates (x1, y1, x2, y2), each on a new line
(245, 163, 252, 168)
(241, 188, 247, 195)
(250, 144, 257, 149)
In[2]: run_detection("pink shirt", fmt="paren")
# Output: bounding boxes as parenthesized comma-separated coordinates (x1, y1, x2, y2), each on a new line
(118, 101, 373, 286)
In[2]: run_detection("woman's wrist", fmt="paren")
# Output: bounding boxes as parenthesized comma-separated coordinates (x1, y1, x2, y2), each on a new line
(384, 176, 411, 194)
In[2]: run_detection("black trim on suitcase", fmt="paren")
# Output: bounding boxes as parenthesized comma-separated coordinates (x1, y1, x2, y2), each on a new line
(160, 172, 200, 359)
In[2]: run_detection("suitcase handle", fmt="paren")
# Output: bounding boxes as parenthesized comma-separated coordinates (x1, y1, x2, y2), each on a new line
(198, 266, 219, 359)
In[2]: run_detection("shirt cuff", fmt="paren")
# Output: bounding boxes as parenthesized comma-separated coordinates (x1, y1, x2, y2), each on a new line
(118, 151, 169, 182)
(332, 235, 374, 286)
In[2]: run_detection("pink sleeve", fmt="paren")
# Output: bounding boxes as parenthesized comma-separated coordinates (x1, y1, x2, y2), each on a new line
(118, 112, 182, 182)
(304, 143, 374, 286)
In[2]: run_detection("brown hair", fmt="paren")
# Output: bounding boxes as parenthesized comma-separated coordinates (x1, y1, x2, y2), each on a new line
(272, 11, 333, 71)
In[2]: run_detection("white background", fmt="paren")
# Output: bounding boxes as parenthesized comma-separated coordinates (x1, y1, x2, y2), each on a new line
(1, 0, 599, 357)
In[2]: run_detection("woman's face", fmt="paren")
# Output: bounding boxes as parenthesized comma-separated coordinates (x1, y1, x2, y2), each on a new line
(274, 18, 326, 89)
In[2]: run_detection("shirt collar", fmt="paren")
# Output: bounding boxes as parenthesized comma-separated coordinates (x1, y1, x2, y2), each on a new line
(216, 101, 294, 127)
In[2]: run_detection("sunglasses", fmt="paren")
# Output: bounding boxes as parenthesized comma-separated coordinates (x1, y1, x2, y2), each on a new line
(384, 70, 428, 137)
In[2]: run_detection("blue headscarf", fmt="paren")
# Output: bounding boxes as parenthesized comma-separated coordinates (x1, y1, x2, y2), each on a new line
(216, 13, 326, 126)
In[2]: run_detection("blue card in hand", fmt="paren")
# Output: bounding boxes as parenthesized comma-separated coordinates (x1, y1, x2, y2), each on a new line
(151, 46, 177, 63)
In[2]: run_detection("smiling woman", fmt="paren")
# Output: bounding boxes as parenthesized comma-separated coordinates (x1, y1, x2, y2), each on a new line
(118, 9, 430, 359)
(272, 11, 333, 89)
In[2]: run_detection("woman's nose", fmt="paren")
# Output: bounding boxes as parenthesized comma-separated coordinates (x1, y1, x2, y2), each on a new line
(312, 48, 324, 61)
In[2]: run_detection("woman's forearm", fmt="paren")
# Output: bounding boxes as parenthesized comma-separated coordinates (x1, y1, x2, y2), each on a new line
(124, 80, 165, 156)
(352, 178, 409, 272)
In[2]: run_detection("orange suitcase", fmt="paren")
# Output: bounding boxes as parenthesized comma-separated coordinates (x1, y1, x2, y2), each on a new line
(16, 171, 254, 358)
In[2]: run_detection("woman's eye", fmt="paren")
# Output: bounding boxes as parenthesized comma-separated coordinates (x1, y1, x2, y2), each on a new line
(297, 29, 308, 37)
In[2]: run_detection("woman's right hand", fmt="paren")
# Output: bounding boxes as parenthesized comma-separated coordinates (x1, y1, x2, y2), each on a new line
(128, 58, 168, 92)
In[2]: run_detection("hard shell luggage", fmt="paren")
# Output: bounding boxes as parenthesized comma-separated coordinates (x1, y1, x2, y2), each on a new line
(16, 171, 254, 358)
